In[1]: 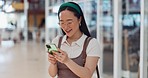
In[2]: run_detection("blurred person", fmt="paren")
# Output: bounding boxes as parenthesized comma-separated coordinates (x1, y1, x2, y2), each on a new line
(37, 18, 45, 42)
(47, 2, 100, 78)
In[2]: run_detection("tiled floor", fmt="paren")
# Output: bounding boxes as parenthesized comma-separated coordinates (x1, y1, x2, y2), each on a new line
(0, 41, 49, 78)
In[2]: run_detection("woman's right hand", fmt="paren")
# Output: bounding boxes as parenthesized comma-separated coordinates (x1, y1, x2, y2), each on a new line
(48, 53, 57, 65)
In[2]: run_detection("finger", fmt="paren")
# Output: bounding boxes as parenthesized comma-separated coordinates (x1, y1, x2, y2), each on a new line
(48, 53, 54, 57)
(54, 53, 61, 58)
(48, 59, 56, 64)
(53, 51, 61, 55)
(54, 54, 63, 60)
(48, 57, 55, 60)
(48, 58, 53, 62)
(48, 57, 54, 61)
(57, 49, 66, 56)
(54, 56, 60, 62)
(48, 57, 57, 62)
(54, 52, 64, 58)
(58, 48, 64, 52)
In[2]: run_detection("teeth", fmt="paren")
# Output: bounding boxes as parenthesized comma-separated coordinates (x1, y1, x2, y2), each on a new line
(66, 29, 71, 33)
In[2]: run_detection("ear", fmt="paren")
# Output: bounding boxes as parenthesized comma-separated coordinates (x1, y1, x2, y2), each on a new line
(79, 16, 82, 24)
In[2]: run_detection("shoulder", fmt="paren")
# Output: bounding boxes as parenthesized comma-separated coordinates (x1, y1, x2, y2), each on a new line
(83, 35, 99, 46)
(90, 37, 99, 43)
(51, 35, 64, 45)
(88, 37, 99, 47)
(86, 37, 100, 57)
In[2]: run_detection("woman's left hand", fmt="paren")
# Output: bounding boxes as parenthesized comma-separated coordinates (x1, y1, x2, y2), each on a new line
(53, 48, 70, 64)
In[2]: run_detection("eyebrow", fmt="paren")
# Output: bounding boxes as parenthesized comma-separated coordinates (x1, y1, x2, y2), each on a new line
(59, 19, 73, 22)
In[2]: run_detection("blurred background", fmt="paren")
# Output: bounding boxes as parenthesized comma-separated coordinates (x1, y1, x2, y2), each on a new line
(0, 0, 147, 78)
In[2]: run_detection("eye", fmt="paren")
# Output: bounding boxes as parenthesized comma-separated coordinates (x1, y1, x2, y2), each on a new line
(67, 21, 72, 25)
(59, 22, 64, 26)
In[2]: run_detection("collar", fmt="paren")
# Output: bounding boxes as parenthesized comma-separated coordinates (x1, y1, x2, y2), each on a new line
(61, 33, 87, 46)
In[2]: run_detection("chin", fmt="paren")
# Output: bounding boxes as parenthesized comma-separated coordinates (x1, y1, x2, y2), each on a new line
(66, 34, 71, 37)
(66, 33, 72, 37)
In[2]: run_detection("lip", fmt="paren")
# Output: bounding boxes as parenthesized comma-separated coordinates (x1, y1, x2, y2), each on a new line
(66, 29, 72, 33)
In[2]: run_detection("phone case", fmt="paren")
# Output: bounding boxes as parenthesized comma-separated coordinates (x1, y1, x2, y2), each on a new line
(46, 44, 58, 54)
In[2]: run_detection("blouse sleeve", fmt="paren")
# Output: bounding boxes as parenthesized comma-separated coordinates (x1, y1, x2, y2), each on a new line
(86, 38, 100, 57)
(51, 35, 61, 47)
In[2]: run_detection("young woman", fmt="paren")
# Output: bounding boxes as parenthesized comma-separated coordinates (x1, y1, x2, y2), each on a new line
(48, 2, 100, 78)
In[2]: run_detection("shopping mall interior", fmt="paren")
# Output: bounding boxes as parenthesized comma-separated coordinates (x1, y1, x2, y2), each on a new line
(0, 0, 147, 78)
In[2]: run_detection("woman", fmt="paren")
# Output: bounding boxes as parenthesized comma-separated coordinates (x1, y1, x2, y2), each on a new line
(48, 2, 100, 78)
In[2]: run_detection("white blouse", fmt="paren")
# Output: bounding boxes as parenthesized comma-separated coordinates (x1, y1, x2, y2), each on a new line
(51, 34, 100, 58)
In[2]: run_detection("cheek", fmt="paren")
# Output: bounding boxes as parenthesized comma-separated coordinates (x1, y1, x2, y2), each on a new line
(72, 25, 80, 32)
(75, 23, 80, 29)
(73, 21, 80, 28)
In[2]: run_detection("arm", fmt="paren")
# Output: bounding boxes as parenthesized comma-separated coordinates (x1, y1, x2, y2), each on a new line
(48, 63, 58, 77)
(64, 56, 99, 78)
(54, 48, 99, 78)
(48, 35, 62, 77)
(48, 53, 58, 77)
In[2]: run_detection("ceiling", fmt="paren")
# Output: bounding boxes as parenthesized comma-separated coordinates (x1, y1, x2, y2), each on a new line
(0, 0, 45, 14)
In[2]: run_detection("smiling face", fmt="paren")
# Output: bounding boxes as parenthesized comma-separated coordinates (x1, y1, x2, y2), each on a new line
(59, 10, 82, 38)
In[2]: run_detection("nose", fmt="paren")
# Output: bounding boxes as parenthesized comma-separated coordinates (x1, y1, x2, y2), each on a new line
(62, 24, 69, 29)
(61, 23, 69, 28)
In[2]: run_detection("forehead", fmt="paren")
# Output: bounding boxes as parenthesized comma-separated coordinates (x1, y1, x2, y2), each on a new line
(59, 10, 77, 21)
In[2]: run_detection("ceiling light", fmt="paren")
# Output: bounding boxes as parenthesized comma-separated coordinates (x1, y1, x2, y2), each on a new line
(0, 1, 4, 7)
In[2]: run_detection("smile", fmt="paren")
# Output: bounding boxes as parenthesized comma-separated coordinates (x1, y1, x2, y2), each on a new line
(66, 29, 72, 33)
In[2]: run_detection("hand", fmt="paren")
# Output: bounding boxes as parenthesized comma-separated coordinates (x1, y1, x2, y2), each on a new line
(48, 53, 57, 65)
(53, 48, 70, 64)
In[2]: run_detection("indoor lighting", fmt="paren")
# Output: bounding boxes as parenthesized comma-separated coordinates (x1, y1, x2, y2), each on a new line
(0, 0, 4, 7)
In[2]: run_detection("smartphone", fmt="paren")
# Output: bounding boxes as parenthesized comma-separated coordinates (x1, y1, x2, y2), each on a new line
(46, 44, 58, 55)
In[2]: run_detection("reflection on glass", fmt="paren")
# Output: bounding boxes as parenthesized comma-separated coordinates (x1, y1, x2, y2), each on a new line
(122, 14, 140, 27)
(79, 1, 97, 38)
(122, 9, 140, 78)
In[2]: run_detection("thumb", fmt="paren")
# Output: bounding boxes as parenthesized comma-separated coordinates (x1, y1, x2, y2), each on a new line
(57, 48, 64, 53)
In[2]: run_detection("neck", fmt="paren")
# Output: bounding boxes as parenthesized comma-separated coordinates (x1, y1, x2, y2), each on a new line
(67, 32, 83, 42)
